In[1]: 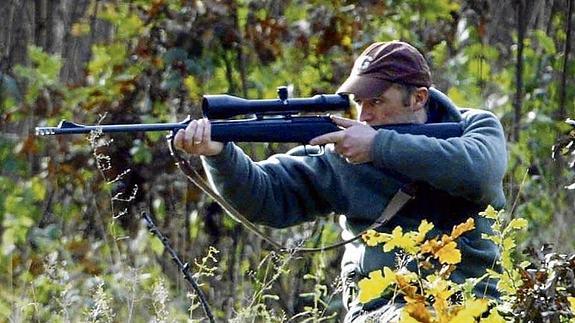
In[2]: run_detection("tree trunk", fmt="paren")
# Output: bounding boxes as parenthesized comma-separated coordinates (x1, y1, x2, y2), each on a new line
(558, 0, 573, 120)
(513, 0, 526, 143)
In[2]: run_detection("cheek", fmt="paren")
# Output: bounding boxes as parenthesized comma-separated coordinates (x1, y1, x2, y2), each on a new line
(378, 108, 399, 119)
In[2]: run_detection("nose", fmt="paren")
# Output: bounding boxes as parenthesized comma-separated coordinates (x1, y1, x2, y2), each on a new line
(359, 104, 372, 123)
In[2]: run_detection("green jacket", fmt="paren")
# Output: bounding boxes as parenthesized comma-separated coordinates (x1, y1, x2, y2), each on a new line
(202, 88, 507, 308)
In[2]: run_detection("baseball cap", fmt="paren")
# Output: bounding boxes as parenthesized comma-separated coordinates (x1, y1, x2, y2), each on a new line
(337, 41, 432, 98)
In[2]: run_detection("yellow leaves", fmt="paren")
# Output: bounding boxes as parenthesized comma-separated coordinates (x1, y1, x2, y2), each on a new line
(183, 76, 202, 102)
(396, 272, 422, 303)
(569, 297, 575, 313)
(361, 220, 434, 255)
(71, 21, 91, 37)
(427, 276, 455, 305)
(401, 298, 491, 323)
(416, 220, 435, 243)
(481, 308, 507, 323)
(362, 229, 388, 247)
(341, 35, 352, 49)
(479, 205, 499, 219)
(412, 218, 474, 265)
(357, 267, 396, 304)
(450, 218, 475, 239)
(450, 299, 489, 322)
(356, 212, 527, 323)
(508, 218, 528, 230)
(435, 241, 461, 265)
(401, 299, 495, 323)
(402, 302, 432, 323)
(358, 217, 493, 317)
(420, 219, 474, 266)
(383, 227, 418, 254)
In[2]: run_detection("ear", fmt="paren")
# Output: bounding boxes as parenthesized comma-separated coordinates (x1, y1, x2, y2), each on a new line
(410, 87, 429, 112)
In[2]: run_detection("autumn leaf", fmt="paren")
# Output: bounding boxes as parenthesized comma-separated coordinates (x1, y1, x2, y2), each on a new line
(357, 267, 396, 304)
(396, 273, 422, 303)
(568, 297, 575, 313)
(428, 276, 455, 303)
(451, 299, 489, 321)
(415, 219, 434, 243)
(399, 311, 421, 323)
(425, 275, 456, 317)
(382, 226, 418, 254)
(451, 218, 475, 239)
(436, 241, 461, 265)
(362, 229, 389, 247)
(421, 231, 462, 265)
(421, 237, 441, 254)
(402, 302, 432, 323)
(481, 307, 507, 323)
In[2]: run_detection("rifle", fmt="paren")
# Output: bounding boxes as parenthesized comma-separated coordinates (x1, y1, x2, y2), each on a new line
(35, 86, 463, 143)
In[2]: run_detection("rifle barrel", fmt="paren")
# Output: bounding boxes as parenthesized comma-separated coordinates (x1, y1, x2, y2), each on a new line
(35, 120, 189, 136)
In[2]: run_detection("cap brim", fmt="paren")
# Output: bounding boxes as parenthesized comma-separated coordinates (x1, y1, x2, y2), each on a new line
(336, 75, 393, 99)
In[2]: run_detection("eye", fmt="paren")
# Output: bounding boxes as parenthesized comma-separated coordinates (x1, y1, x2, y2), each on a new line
(372, 98, 382, 105)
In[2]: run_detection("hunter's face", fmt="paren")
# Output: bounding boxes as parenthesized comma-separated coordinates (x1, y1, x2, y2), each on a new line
(353, 85, 421, 126)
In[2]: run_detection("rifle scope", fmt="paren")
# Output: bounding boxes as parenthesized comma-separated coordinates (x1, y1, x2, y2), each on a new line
(202, 86, 351, 119)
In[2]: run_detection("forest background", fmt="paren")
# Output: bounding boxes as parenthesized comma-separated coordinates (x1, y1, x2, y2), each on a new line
(0, 0, 574, 321)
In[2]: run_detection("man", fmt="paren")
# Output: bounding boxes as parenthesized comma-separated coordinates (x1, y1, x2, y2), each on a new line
(173, 41, 507, 322)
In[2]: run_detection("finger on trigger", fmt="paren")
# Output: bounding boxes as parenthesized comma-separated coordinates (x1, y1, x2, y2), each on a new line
(309, 131, 342, 146)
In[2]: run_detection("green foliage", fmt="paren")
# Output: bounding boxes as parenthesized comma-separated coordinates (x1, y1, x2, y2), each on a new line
(13, 45, 62, 105)
(2, 0, 575, 321)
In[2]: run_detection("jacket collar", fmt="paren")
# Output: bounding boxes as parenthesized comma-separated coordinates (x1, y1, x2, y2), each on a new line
(427, 87, 462, 123)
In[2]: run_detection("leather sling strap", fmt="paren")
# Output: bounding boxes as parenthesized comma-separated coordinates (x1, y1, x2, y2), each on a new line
(169, 141, 416, 254)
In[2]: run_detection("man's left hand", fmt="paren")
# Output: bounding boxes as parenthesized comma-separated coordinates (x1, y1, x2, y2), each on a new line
(309, 115, 377, 164)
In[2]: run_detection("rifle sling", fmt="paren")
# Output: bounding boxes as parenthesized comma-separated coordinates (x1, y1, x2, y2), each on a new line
(169, 142, 416, 254)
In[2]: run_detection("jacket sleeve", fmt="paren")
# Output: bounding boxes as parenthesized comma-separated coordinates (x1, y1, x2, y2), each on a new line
(201, 143, 336, 228)
(371, 110, 507, 206)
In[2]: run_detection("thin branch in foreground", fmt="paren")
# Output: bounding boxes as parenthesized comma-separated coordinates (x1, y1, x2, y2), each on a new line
(141, 211, 215, 323)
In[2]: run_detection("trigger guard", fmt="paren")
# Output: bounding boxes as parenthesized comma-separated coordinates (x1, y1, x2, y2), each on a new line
(303, 144, 325, 157)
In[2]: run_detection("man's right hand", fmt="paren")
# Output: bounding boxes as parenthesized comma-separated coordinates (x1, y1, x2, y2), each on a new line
(173, 118, 224, 156)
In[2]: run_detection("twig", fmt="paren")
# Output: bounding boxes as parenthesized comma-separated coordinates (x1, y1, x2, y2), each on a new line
(141, 211, 216, 323)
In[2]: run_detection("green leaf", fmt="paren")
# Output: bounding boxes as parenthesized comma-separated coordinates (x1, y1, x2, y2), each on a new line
(88, 43, 127, 78)
(28, 45, 62, 82)
(479, 205, 500, 220)
(30, 177, 46, 201)
(533, 30, 557, 54)
(508, 218, 528, 230)
(130, 139, 153, 164)
(150, 236, 165, 256)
